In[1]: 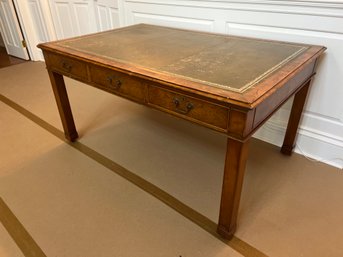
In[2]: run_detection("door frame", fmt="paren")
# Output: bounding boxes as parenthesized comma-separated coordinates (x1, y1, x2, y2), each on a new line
(0, 0, 30, 59)
(12, 0, 56, 61)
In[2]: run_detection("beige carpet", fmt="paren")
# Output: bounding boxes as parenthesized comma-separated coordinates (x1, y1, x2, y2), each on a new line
(0, 61, 342, 257)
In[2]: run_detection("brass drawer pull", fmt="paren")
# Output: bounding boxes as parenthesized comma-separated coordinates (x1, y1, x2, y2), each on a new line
(62, 61, 72, 72)
(107, 75, 122, 90)
(173, 97, 194, 114)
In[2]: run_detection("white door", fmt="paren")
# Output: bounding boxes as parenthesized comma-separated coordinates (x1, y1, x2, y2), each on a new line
(49, 0, 97, 39)
(0, 0, 29, 60)
(94, 0, 120, 31)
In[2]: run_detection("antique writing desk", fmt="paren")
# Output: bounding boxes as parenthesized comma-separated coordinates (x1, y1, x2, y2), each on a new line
(38, 24, 325, 239)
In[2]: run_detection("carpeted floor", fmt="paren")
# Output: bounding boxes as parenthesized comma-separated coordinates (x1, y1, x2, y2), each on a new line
(0, 61, 342, 257)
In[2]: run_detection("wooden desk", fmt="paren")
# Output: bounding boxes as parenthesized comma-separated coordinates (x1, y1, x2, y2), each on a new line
(38, 24, 325, 239)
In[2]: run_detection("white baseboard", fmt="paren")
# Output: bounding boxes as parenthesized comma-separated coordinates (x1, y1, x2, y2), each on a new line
(254, 118, 343, 169)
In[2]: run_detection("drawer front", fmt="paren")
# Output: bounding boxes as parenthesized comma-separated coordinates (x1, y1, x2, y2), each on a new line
(89, 65, 145, 102)
(48, 53, 87, 80)
(148, 86, 228, 130)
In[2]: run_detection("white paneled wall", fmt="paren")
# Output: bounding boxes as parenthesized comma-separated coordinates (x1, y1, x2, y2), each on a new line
(15, 0, 343, 168)
(49, 0, 97, 38)
(122, 1, 343, 169)
(48, 0, 121, 37)
(94, 0, 120, 31)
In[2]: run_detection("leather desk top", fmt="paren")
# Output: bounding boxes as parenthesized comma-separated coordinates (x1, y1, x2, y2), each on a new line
(38, 24, 325, 107)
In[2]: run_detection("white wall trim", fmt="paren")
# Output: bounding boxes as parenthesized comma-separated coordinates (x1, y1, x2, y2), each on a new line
(254, 119, 343, 169)
(226, 21, 343, 37)
(126, 0, 343, 18)
(131, 11, 215, 31)
(183, 0, 343, 8)
(126, 0, 343, 8)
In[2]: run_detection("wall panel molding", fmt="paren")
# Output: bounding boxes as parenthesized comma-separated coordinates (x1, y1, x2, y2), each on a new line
(15, 0, 342, 168)
(94, 0, 120, 31)
(131, 12, 215, 31)
(126, 0, 343, 18)
(123, 0, 343, 168)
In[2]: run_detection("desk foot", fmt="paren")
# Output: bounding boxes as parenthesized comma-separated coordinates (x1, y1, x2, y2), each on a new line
(217, 224, 235, 240)
(280, 145, 294, 156)
(65, 131, 79, 142)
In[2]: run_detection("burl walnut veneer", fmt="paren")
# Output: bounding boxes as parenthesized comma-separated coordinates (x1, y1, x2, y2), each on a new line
(38, 24, 326, 239)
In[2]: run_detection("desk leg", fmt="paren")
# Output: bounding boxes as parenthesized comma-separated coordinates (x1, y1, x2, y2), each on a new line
(48, 70, 78, 141)
(281, 80, 311, 155)
(217, 138, 250, 239)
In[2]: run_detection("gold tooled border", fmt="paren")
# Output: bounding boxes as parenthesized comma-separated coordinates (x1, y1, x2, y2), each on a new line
(59, 30, 308, 93)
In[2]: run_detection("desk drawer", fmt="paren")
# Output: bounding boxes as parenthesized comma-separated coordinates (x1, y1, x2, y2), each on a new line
(89, 66, 145, 102)
(148, 86, 228, 130)
(48, 53, 87, 80)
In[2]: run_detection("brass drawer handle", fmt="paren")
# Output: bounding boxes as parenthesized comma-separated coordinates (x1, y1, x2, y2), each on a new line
(61, 61, 72, 72)
(107, 75, 122, 90)
(173, 97, 194, 114)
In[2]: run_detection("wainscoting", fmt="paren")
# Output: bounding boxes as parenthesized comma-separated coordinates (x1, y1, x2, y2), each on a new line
(121, 0, 343, 169)
(14, 0, 343, 168)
